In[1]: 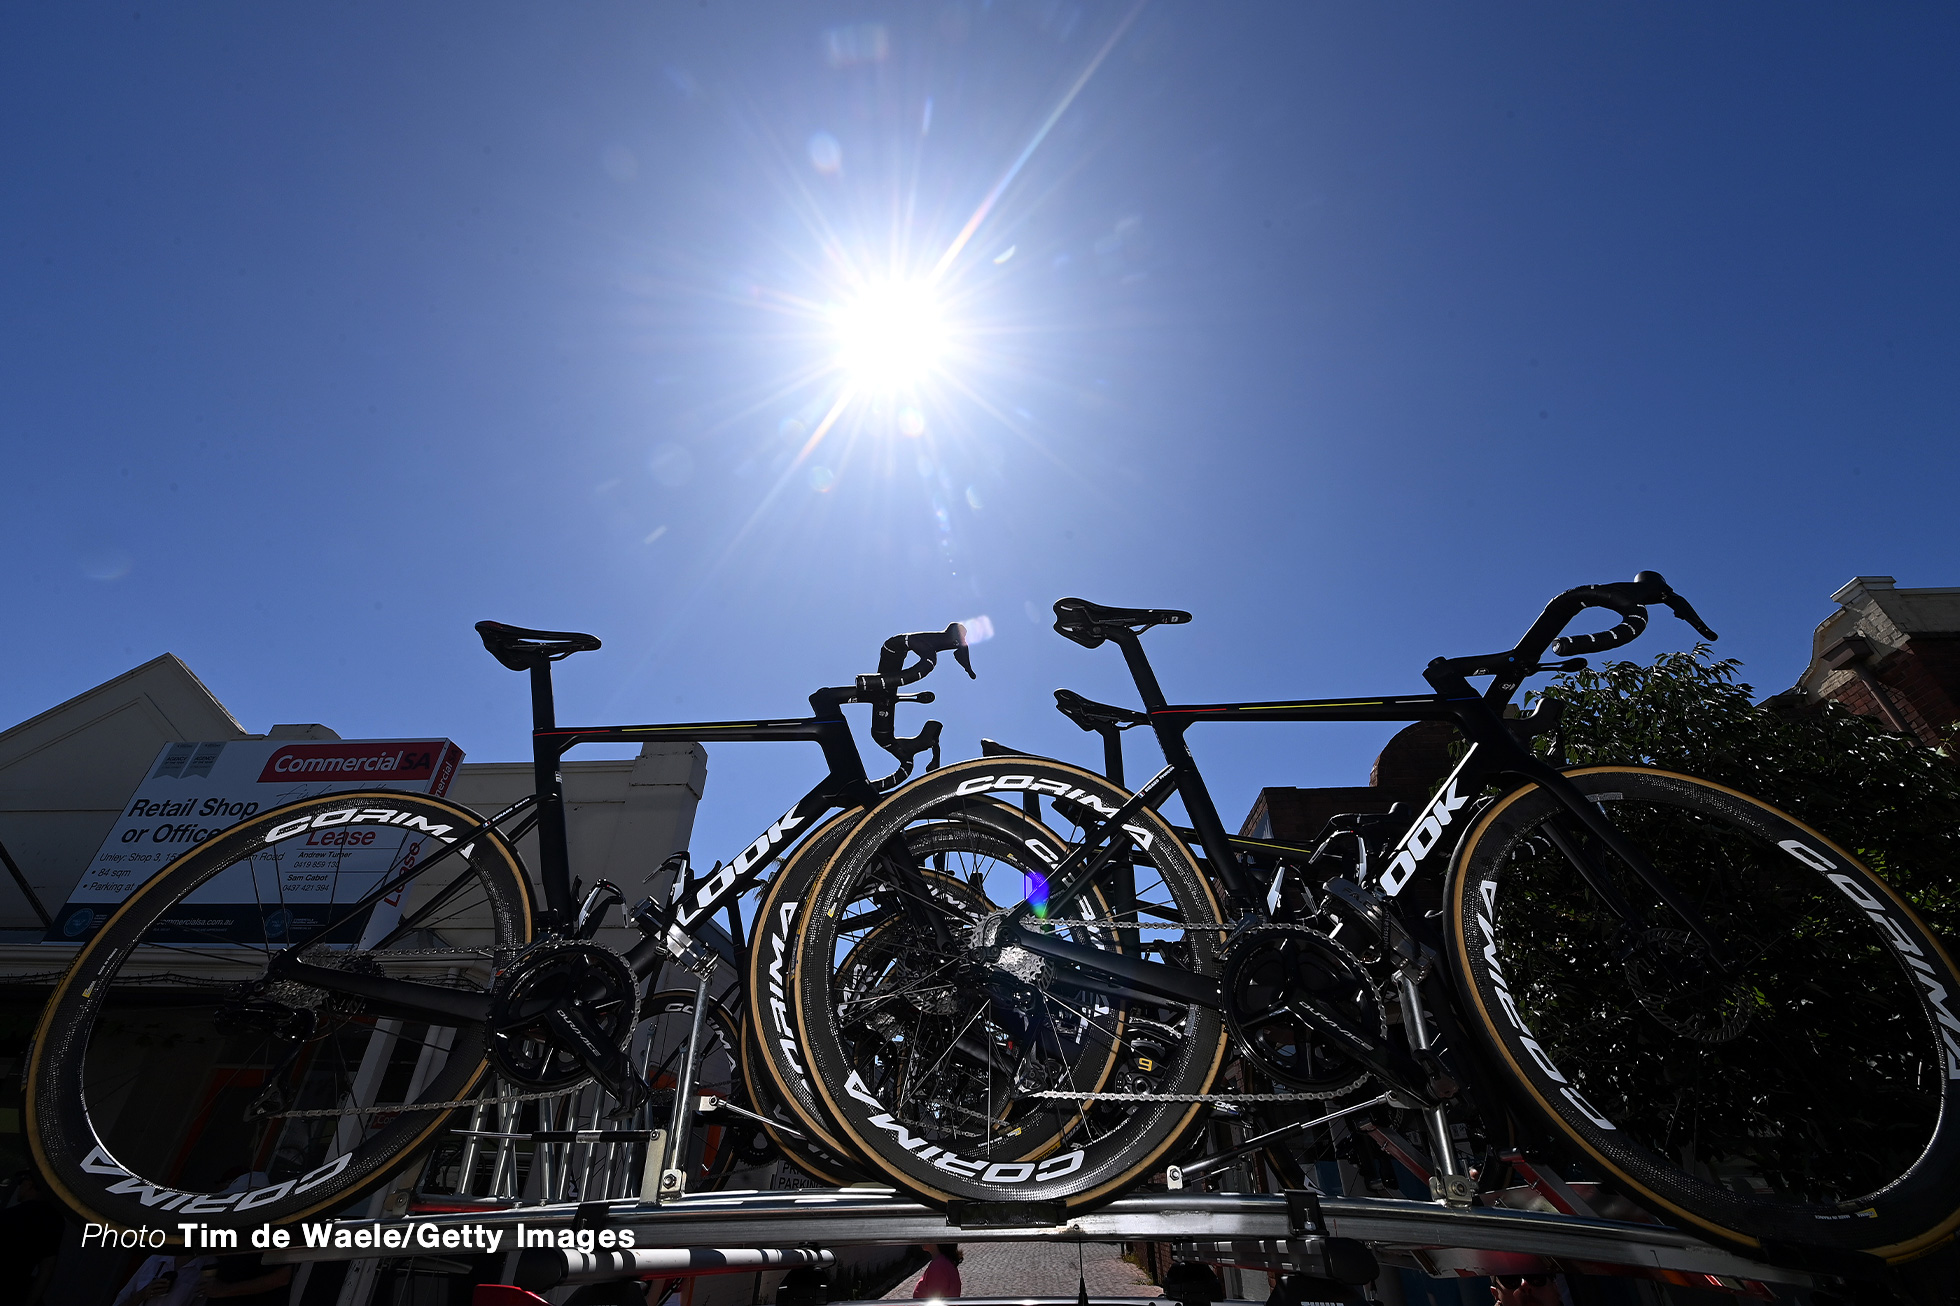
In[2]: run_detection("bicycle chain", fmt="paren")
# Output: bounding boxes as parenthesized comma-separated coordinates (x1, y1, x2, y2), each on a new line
(1023, 921, 1372, 1104)
(271, 930, 1334, 1116)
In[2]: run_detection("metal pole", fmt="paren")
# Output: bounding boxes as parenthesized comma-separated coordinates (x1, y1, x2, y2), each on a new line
(1397, 965, 1472, 1206)
(661, 970, 712, 1201)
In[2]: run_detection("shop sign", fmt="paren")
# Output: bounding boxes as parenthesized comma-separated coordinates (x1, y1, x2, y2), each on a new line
(44, 738, 463, 946)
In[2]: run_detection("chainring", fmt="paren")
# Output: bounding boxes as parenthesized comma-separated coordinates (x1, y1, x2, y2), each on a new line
(488, 940, 640, 1089)
(1221, 927, 1385, 1098)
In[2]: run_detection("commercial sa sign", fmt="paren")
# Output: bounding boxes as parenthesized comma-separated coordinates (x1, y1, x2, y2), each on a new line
(46, 737, 463, 945)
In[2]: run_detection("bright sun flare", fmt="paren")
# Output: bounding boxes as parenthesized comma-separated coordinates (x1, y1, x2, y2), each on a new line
(832, 280, 947, 393)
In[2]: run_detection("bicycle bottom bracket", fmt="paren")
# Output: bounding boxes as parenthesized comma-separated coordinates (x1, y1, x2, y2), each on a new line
(1221, 928, 1384, 1095)
(488, 940, 641, 1089)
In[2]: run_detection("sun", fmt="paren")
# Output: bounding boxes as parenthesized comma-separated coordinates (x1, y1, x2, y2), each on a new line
(831, 279, 948, 394)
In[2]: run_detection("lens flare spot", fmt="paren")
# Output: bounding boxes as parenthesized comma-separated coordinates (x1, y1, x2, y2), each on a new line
(648, 443, 695, 487)
(807, 132, 842, 174)
(808, 465, 836, 492)
(965, 485, 983, 511)
(1026, 869, 1050, 919)
(897, 407, 926, 437)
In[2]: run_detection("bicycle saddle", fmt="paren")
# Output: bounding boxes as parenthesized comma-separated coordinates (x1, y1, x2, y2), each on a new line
(1053, 688, 1147, 731)
(475, 620, 603, 671)
(1052, 597, 1192, 649)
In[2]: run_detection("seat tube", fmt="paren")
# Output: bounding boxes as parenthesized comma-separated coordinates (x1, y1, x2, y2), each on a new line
(530, 658, 574, 924)
(1117, 634, 1258, 913)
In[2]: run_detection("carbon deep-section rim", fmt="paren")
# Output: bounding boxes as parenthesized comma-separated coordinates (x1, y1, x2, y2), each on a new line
(1447, 766, 1960, 1260)
(29, 791, 531, 1230)
(747, 795, 1113, 1186)
(745, 807, 874, 1184)
(794, 756, 1228, 1211)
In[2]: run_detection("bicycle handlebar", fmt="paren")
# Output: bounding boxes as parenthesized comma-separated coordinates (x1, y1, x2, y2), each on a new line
(1519, 571, 1719, 665)
(852, 623, 975, 769)
(866, 623, 974, 687)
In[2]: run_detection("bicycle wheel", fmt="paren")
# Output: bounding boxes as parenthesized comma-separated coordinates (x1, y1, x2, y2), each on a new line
(746, 798, 1075, 1186)
(745, 809, 875, 1184)
(29, 791, 531, 1229)
(638, 990, 773, 1191)
(795, 756, 1229, 1211)
(738, 1025, 867, 1188)
(1447, 766, 1960, 1260)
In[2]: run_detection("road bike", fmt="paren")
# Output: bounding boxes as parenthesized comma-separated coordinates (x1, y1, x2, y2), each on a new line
(26, 618, 1046, 1230)
(787, 574, 1960, 1262)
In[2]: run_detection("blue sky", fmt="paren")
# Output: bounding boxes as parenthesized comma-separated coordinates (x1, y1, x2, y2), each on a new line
(5, 4, 1957, 869)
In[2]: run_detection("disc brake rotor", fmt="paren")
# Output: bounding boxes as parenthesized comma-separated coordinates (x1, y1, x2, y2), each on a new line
(1622, 927, 1763, 1044)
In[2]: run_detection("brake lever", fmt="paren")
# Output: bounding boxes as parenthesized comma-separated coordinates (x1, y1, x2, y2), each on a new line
(1630, 570, 1718, 642)
(1663, 593, 1719, 642)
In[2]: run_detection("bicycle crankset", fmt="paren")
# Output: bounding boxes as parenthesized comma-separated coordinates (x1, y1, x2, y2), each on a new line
(488, 940, 647, 1111)
(1222, 928, 1386, 1097)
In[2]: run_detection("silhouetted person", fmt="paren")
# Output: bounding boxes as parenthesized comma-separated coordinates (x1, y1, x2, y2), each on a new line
(911, 1244, 961, 1300)
(112, 1253, 208, 1306)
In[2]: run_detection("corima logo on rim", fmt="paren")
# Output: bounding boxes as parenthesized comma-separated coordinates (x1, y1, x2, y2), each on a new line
(264, 808, 458, 844)
(764, 899, 807, 1077)
(79, 1145, 351, 1214)
(1473, 878, 1617, 1131)
(952, 775, 1156, 853)
(1789, 839, 1960, 1079)
(842, 1071, 1084, 1183)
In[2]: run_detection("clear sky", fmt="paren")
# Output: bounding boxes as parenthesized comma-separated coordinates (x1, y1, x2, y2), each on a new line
(5, 4, 1957, 871)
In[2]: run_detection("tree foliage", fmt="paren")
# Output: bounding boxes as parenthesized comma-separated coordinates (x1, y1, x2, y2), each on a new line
(1535, 645, 1960, 944)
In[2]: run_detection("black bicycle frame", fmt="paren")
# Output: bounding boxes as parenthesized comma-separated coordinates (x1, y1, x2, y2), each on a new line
(266, 665, 909, 1028)
(1012, 600, 1726, 1019)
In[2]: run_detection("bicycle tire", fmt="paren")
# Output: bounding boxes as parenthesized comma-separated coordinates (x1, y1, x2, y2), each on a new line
(745, 797, 1080, 1184)
(795, 756, 1229, 1211)
(744, 808, 874, 1185)
(29, 791, 532, 1230)
(1447, 766, 1960, 1260)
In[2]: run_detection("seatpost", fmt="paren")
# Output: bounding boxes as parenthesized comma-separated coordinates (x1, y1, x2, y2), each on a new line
(529, 656, 574, 926)
(1096, 724, 1125, 788)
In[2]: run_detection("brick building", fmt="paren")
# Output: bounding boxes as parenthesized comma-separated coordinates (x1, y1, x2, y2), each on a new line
(1784, 575, 1960, 747)
(1239, 720, 1459, 843)
(1241, 575, 1960, 844)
